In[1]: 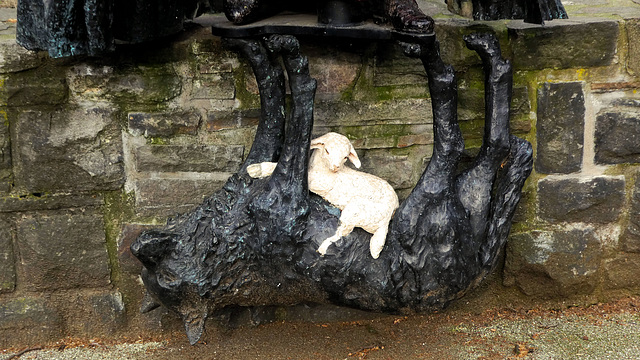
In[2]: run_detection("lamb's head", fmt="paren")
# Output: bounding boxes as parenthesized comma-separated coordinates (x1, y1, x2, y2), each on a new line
(310, 132, 361, 172)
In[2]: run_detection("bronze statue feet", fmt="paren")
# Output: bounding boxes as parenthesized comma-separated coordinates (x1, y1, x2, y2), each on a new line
(386, 0, 434, 33)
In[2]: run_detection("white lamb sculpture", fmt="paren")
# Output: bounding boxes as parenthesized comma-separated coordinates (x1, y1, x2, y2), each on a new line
(247, 132, 399, 259)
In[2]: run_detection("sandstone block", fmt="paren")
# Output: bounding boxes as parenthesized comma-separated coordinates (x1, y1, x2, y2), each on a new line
(108, 65, 182, 104)
(626, 19, 640, 75)
(205, 109, 260, 131)
(536, 82, 585, 174)
(118, 223, 157, 274)
(0, 41, 44, 73)
(0, 193, 104, 213)
(604, 253, 640, 289)
(0, 119, 10, 192)
(12, 107, 124, 193)
(621, 176, 640, 252)
(135, 177, 230, 217)
(0, 297, 62, 348)
(595, 110, 640, 164)
(128, 110, 200, 137)
(135, 144, 244, 173)
(538, 176, 625, 224)
(509, 20, 618, 70)
(190, 73, 235, 100)
(504, 227, 602, 298)
(4, 69, 68, 106)
(0, 216, 14, 293)
(16, 211, 111, 291)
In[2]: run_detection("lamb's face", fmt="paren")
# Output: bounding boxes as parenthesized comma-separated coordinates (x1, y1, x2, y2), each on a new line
(311, 132, 361, 172)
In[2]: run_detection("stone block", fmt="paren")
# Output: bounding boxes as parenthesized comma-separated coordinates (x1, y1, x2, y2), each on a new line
(0, 41, 44, 73)
(504, 227, 602, 298)
(16, 211, 111, 291)
(61, 291, 126, 336)
(0, 193, 104, 213)
(0, 216, 15, 293)
(604, 253, 640, 289)
(4, 68, 68, 106)
(373, 42, 426, 86)
(535, 82, 585, 174)
(538, 176, 625, 224)
(67, 64, 114, 100)
(0, 118, 10, 192)
(0, 297, 62, 348)
(595, 110, 640, 164)
(360, 150, 414, 190)
(508, 20, 618, 70)
(308, 47, 361, 94)
(190, 73, 235, 100)
(626, 19, 640, 75)
(118, 223, 156, 274)
(12, 107, 124, 193)
(205, 109, 260, 131)
(135, 177, 230, 217)
(128, 110, 200, 137)
(136, 144, 244, 173)
(621, 177, 640, 252)
(314, 98, 432, 127)
(108, 65, 182, 104)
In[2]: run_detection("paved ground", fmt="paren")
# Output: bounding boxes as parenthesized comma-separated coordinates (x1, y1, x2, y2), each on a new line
(1, 297, 639, 359)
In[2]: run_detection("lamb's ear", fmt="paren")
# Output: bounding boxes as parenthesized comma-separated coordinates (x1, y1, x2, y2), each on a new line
(310, 138, 325, 150)
(348, 145, 361, 168)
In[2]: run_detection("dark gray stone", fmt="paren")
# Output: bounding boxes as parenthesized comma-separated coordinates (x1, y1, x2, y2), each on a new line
(205, 109, 260, 131)
(621, 177, 640, 252)
(108, 66, 182, 104)
(135, 177, 230, 217)
(84, 291, 126, 335)
(535, 82, 585, 174)
(190, 73, 236, 100)
(360, 151, 414, 189)
(0, 193, 104, 213)
(4, 67, 68, 106)
(504, 227, 602, 298)
(595, 110, 640, 164)
(12, 107, 124, 193)
(128, 111, 200, 137)
(508, 20, 619, 70)
(0, 42, 44, 74)
(136, 144, 244, 173)
(538, 176, 625, 224)
(604, 253, 640, 289)
(0, 119, 10, 192)
(0, 296, 62, 348)
(16, 211, 111, 291)
(0, 216, 15, 293)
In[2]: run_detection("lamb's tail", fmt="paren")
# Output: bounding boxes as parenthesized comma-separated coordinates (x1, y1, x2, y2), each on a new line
(478, 135, 533, 276)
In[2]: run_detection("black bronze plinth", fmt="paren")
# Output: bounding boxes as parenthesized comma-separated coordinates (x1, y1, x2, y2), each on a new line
(131, 17, 533, 344)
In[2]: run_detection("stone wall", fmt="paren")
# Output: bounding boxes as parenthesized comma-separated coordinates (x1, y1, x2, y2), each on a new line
(1, 5, 640, 346)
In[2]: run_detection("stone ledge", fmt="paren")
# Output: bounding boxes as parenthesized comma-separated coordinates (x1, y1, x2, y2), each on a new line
(135, 144, 244, 173)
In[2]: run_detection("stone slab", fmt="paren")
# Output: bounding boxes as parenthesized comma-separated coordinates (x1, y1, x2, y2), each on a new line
(128, 110, 201, 137)
(0, 296, 62, 348)
(508, 20, 619, 70)
(0, 193, 104, 213)
(0, 117, 10, 192)
(621, 175, 640, 252)
(205, 109, 260, 131)
(504, 227, 602, 298)
(595, 110, 640, 164)
(535, 82, 585, 174)
(538, 176, 625, 224)
(135, 144, 244, 173)
(16, 210, 111, 291)
(604, 253, 640, 289)
(12, 107, 124, 193)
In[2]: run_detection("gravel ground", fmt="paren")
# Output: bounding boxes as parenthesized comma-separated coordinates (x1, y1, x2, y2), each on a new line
(2, 297, 639, 360)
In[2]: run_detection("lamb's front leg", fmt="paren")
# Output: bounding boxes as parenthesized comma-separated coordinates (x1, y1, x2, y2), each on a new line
(455, 33, 512, 244)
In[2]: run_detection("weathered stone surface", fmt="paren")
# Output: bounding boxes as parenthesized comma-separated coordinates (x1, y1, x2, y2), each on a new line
(0, 117, 10, 192)
(135, 177, 230, 217)
(16, 211, 111, 291)
(604, 253, 640, 289)
(504, 227, 602, 298)
(62, 291, 126, 336)
(621, 177, 640, 252)
(360, 150, 414, 189)
(108, 65, 182, 104)
(0, 193, 104, 213)
(595, 110, 640, 164)
(0, 215, 14, 293)
(136, 144, 244, 173)
(314, 98, 432, 127)
(627, 19, 640, 75)
(0, 296, 62, 348)
(190, 73, 235, 100)
(374, 42, 426, 86)
(67, 64, 115, 100)
(536, 82, 585, 174)
(206, 109, 260, 131)
(0, 41, 44, 73)
(4, 67, 68, 106)
(538, 176, 625, 224)
(509, 20, 619, 70)
(309, 47, 361, 94)
(12, 107, 124, 193)
(128, 111, 200, 137)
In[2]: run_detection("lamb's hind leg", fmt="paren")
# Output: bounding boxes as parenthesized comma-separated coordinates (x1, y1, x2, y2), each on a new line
(455, 33, 512, 244)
